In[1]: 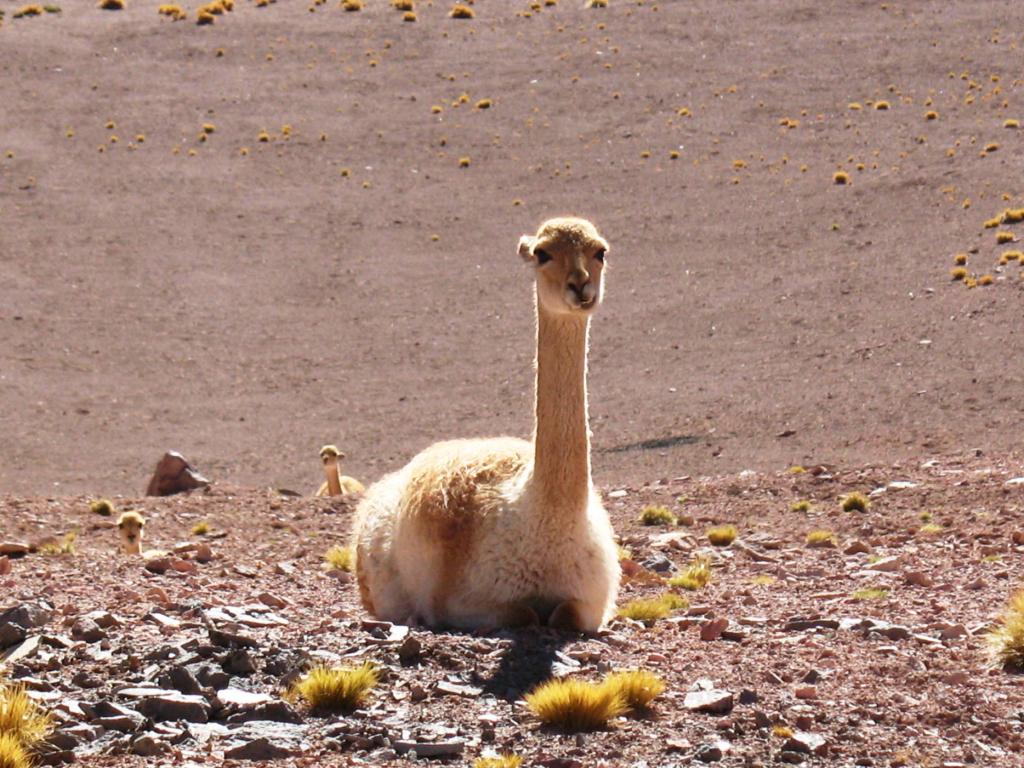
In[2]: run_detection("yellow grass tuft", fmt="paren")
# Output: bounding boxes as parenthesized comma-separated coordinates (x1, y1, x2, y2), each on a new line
(924, 110, 938, 120)
(475, 98, 492, 109)
(450, 3, 475, 18)
(474, 756, 522, 768)
(840, 491, 870, 512)
(950, 267, 968, 281)
(805, 529, 837, 548)
(525, 677, 625, 731)
(853, 587, 889, 601)
(324, 545, 353, 572)
(341, 0, 362, 8)
(196, 8, 214, 23)
(668, 554, 711, 590)
(954, 253, 967, 265)
(995, 231, 1015, 244)
(39, 531, 76, 556)
(978, 274, 994, 286)
(638, 505, 676, 526)
(984, 142, 999, 153)
(191, 520, 210, 536)
(874, 100, 890, 110)
(90, 499, 114, 517)
(600, 670, 665, 711)
(290, 663, 378, 712)
(458, 156, 471, 167)
(750, 574, 776, 587)
(391, 0, 413, 9)
(0, 682, 52, 749)
(790, 500, 812, 513)
(848, 102, 862, 110)
(402, 10, 416, 21)
(97, 0, 125, 8)
(1004, 119, 1020, 129)
(988, 589, 1024, 671)
(257, 130, 270, 142)
(833, 170, 850, 185)
(918, 523, 943, 535)
(617, 592, 687, 624)
(706, 524, 737, 546)
(158, 4, 186, 19)
(13, 5, 44, 17)
(0, 733, 31, 768)
(585, 0, 608, 7)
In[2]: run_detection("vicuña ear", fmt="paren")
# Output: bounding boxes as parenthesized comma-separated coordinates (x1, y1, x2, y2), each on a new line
(517, 235, 536, 262)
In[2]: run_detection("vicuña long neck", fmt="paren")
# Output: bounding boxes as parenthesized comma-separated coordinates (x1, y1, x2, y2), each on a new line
(324, 460, 342, 496)
(531, 299, 592, 514)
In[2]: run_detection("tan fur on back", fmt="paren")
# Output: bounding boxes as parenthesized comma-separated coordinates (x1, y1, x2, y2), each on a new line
(352, 217, 621, 632)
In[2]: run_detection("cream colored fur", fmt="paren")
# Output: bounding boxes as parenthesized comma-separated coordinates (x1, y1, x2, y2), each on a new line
(352, 217, 620, 632)
(316, 445, 366, 496)
(117, 510, 145, 555)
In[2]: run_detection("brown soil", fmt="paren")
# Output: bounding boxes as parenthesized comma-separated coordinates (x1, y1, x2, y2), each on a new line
(3, 455, 1024, 767)
(2, 1, 1024, 766)
(2, 0, 1023, 496)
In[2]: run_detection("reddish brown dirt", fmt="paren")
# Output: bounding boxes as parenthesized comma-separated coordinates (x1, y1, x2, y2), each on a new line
(2, 455, 1024, 767)
(2, 2, 1024, 766)
(2, 0, 1024, 496)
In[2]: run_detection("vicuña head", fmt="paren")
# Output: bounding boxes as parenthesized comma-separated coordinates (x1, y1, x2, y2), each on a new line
(518, 216, 609, 316)
(352, 216, 620, 633)
(117, 510, 146, 555)
(316, 444, 366, 496)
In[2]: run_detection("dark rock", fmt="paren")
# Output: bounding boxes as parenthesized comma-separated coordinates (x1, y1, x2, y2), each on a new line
(225, 700, 302, 724)
(640, 554, 675, 573)
(694, 743, 723, 762)
(71, 671, 103, 689)
(138, 693, 210, 723)
(223, 737, 296, 760)
(194, 663, 231, 690)
(71, 618, 106, 644)
(784, 618, 840, 632)
(0, 622, 26, 648)
(1, 601, 54, 629)
(223, 649, 257, 675)
(145, 451, 210, 497)
(160, 666, 203, 696)
(739, 689, 759, 705)
(397, 635, 422, 664)
(780, 750, 806, 764)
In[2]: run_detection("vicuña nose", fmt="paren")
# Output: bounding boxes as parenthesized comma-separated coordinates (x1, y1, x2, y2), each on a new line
(568, 269, 590, 295)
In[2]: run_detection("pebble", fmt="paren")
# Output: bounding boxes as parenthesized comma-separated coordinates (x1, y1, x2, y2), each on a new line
(131, 734, 169, 756)
(224, 736, 297, 760)
(784, 731, 829, 755)
(70, 618, 106, 644)
(904, 570, 933, 587)
(700, 618, 729, 641)
(138, 692, 210, 723)
(0, 542, 30, 556)
(866, 555, 903, 572)
(794, 686, 817, 700)
(694, 742, 724, 762)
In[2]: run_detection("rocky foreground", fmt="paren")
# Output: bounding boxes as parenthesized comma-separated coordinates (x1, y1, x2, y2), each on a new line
(2, 454, 1023, 767)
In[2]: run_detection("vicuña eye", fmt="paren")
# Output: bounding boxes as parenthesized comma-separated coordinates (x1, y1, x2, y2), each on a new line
(594, 249, 606, 262)
(535, 248, 552, 265)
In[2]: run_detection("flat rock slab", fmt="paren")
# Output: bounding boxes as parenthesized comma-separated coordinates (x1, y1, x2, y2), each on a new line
(0, 542, 30, 556)
(216, 688, 274, 707)
(784, 731, 829, 755)
(684, 689, 734, 714)
(394, 739, 465, 758)
(138, 693, 210, 723)
(223, 737, 297, 760)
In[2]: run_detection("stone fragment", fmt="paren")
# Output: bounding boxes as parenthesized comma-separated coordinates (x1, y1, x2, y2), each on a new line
(71, 618, 106, 643)
(784, 617, 839, 632)
(700, 618, 729, 642)
(784, 731, 829, 755)
(1, 601, 54, 629)
(794, 686, 817, 700)
(138, 692, 210, 723)
(146, 451, 210, 496)
(145, 557, 172, 574)
(131, 734, 170, 756)
(844, 540, 871, 555)
(904, 571, 933, 587)
(435, 681, 482, 697)
(0, 542, 30, 556)
(866, 555, 903, 572)
(223, 737, 297, 760)
(223, 649, 258, 674)
(0, 557, 10, 575)
(694, 742, 724, 762)
(393, 740, 465, 758)
(684, 689, 734, 714)
(0, 623, 26, 648)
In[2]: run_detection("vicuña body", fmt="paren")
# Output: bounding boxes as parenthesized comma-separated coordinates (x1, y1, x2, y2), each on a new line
(352, 217, 620, 632)
(316, 445, 366, 496)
